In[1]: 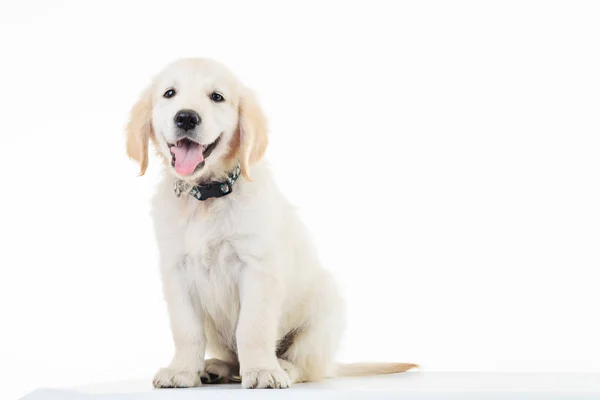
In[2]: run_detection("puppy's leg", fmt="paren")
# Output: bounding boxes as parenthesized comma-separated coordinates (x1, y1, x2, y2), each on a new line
(277, 358, 303, 383)
(236, 262, 290, 389)
(153, 265, 205, 388)
(278, 275, 345, 383)
(277, 325, 338, 383)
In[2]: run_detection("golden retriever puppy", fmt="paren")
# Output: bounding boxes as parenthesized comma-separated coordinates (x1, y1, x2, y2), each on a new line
(126, 58, 416, 389)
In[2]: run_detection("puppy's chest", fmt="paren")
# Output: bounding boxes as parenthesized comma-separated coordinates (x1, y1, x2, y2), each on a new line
(182, 211, 238, 270)
(180, 208, 243, 319)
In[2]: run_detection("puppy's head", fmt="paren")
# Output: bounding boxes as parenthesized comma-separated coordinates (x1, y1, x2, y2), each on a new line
(126, 58, 267, 181)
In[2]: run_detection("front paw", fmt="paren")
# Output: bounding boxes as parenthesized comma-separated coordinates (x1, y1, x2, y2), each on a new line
(152, 367, 200, 388)
(242, 367, 291, 389)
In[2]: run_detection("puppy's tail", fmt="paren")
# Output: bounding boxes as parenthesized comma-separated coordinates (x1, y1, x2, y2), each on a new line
(334, 362, 418, 378)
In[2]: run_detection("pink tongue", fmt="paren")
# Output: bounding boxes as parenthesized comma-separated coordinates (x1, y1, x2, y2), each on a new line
(170, 143, 204, 176)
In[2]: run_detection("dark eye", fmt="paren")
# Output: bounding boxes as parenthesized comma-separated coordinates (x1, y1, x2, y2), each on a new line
(163, 89, 176, 98)
(210, 92, 225, 102)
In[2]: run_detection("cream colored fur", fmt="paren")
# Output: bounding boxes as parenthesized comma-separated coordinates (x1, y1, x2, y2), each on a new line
(126, 58, 416, 389)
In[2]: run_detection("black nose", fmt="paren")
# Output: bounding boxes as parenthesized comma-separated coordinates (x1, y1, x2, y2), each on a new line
(174, 110, 201, 131)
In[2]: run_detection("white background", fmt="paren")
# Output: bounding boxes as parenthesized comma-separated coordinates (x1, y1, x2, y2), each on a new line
(1, 1, 599, 399)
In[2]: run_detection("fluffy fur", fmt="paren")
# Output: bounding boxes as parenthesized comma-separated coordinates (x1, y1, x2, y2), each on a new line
(126, 58, 416, 389)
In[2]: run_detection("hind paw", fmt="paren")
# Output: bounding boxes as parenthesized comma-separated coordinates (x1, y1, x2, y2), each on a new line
(200, 358, 240, 384)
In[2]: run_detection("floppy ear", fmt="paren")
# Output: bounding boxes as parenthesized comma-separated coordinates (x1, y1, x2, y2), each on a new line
(238, 88, 268, 180)
(126, 86, 154, 175)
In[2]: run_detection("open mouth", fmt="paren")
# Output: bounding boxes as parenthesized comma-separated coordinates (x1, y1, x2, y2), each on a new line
(169, 135, 221, 176)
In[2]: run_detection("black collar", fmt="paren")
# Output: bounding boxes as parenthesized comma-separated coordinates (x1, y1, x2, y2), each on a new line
(174, 163, 241, 201)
